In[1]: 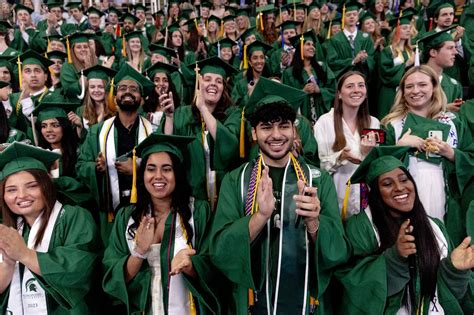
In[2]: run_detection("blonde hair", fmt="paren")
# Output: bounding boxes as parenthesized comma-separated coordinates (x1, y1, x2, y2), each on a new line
(82, 79, 114, 126)
(381, 65, 447, 126)
(126, 39, 147, 72)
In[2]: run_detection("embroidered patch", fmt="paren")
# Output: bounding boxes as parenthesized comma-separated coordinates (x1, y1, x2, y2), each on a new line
(310, 168, 321, 179)
(8, 129, 17, 136)
(362, 32, 369, 38)
(295, 118, 300, 127)
(450, 78, 458, 85)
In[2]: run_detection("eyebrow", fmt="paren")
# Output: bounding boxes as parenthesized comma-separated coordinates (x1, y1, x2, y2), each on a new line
(5, 180, 38, 188)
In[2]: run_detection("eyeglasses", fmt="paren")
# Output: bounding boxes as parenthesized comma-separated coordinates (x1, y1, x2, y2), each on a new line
(117, 85, 140, 93)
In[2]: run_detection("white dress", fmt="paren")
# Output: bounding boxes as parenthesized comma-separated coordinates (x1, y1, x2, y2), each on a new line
(314, 108, 380, 218)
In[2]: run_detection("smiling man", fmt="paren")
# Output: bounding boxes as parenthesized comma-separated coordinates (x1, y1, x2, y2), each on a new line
(210, 84, 349, 314)
(76, 64, 155, 246)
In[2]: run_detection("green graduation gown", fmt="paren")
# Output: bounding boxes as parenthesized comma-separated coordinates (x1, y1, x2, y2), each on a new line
(0, 204, 101, 314)
(5, 127, 26, 143)
(0, 47, 18, 57)
(281, 63, 336, 123)
(337, 209, 474, 314)
(210, 157, 350, 314)
(440, 74, 463, 104)
(326, 31, 376, 80)
(10, 28, 37, 53)
(102, 201, 219, 314)
(172, 105, 240, 204)
(60, 62, 82, 100)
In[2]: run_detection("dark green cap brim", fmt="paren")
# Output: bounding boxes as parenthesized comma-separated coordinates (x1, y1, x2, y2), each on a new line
(114, 63, 156, 95)
(46, 50, 67, 61)
(190, 56, 238, 79)
(289, 30, 318, 47)
(149, 44, 177, 59)
(246, 40, 272, 56)
(0, 80, 10, 89)
(33, 93, 80, 122)
(145, 61, 178, 79)
(14, 4, 34, 14)
(418, 24, 456, 50)
(133, 133, 194, 162)
(0, 142, 60, 181)
(13, 50, 54, 70)
(82, 64, 117, 81)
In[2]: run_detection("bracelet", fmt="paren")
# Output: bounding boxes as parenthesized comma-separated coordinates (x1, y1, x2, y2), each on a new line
(131, 243, 149, 260)
(306, 221, 319, 234)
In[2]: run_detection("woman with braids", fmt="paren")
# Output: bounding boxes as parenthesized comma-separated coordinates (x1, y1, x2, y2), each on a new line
(163, 57, 241, 210)
(102, 133, 219, 315)
(337, 146, 474, 314)
(314, 71, 379, 218)
(282, 30, 336, 125)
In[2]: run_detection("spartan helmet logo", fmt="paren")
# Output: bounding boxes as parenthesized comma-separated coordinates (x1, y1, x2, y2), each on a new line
(25, 278, 38, 292)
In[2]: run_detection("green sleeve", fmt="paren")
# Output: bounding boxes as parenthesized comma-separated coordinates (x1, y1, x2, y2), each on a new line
(382, 123, 397, 145)
(28, 31, 48, 53)
(438, 257, 471, 300)
(102, 206, 150, 314)
(212, 107, 240, 171)
(296, 116, 319, 166)
(378, 47, 406, 86)
(60, 63, 81, 99)
(36, 205, 101, 309)
(230, 77, 249, 109)
(318, 63, 337, 115)
(382, 246, 410, 296)
(326, 35, 354, 78)
(281, 66, 301, 88)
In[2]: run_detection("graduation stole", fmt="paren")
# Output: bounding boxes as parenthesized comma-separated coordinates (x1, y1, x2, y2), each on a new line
(200, 115, 217, 211)
(99, 116, 152, 219)
(7, 201, 63, 315)
(392, 45, 412, 64)
(16, 87, 49, 115)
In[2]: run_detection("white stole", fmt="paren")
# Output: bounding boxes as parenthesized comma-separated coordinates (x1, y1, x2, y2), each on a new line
(99, 116, 152, 210)
(6, 201, 63, 315)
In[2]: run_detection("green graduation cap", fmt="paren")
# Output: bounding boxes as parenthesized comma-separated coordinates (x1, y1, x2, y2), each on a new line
(277, 20, 301, 31)
(222, 15, 236, 23)
(246, 40, 272, 56)
(200, 1, 212, 9)
(238, 27, 261, 42)
(124, 30, 144, 41)
(256, 4, 275, 14)
(236, 7, 252, 17)
(294, 3, 308, 11)
(108, 7, 122, 17)
(427, 0, 455, 19)
(245, 76, 308, 116)
(0, 142, 61, 181)
(0, 80, 9, 89)
(180, 8, 195, 20)
(14, 4, 34, 14)
(87, 6, 105, 17)
(65, 1, 82, 9)
(207, 15, 221, 24)
(13, 50, 54, 70)
(0, 21, 13, 32)
(145, 61, 178, 79)
(43, 33, 63, 43)
(216, 38, 237, 49)
(324, 15, 342, 28)
(65, 32, 93, 45)
(33, 95, 80, 123)
(121, 12, 139, 24)
(82, 64, 117, 81)
(0, 56, 14, 70)
(349, 146, 411, 185)
(46, 50, 67, 61)
(133, 133, 194, 162)
(183, 17, 202, 31)
(46, 2, 63, 9)
(337, 0, 364, 13)
(149, 44, 177, 60)
(163, 21, 181, 34)
(289, 29, 318, 47)
(114, 63, 156, 95)
(418, 24, 457, 52)
(134, 3, 148, 12)
(189, 56, 238, 79)
(388, 11, 415, 27)
(308, 1, 321, 11)
(224, 6, 237, 16)
(359, 10, 376, 23)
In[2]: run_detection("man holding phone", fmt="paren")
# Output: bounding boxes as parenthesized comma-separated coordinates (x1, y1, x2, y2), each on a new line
(210, 85, 349, 314)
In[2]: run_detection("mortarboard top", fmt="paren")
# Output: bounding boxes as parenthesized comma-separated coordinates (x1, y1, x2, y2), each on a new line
(256, 4, 275, 14)
(224, 6, 237, 16)
(108, 7, 122, 17)
(349, 146, 411, 185)
(359, 10, 376, 23)
(124, 30, 144, 41)
(200, 1, 213, 9)
(277, 20, 302, 31)
(121, 12, 139, 24)
(82, 64, 117, 81)
(417, 24, 456, 51)
(427, 0, 455, 18)
(245, 77, 307, 116)
(145, 61, 178, 79)
(216, 38, 237, 49)
(189, 56, 238, 79)
(208, 15, 221, 24)
(168, 0, 182, 4)
(388, 11, 415, 27)
(65, 1, 82, 9)
(149, 44, 177, 59)
(337, 0, 364, 13)
(134, 3, 148, 12)
(0, 21, 13, 32)
(152, 10, 165, 18)
(14, 4, 34, 14)
(0, 142, 61, 181)
(236, 7, 252, 17)
(64, 32, 94, 45)
(165, 21, 181, 34)
(12, 50, 54, 70)
(46, 2, 63, 9)
(246, 40, 273, 56)
(289, 29, 318, 47)
(33, 93, 80, 123)
(0, 56, 14, 69)
(308, 1, 321, 11)
(222, 15, 236, 23)
(324, 15, 342, 28)
(180, 8, 195, 20)
(87, 6, 105, 17)
(238, 26, 260, 42)
(114, 63, 156, 95)
(132, 133, 194, 163)
(43, 33, 63, 42)
(0, 80, 10, 89)
(46, 50, 67, 61)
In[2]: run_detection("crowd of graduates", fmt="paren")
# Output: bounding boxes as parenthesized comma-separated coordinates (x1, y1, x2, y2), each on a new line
(0, 0, 474, 314)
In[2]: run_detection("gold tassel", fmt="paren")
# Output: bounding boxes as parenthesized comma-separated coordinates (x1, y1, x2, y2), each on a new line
(300, 35, 304, 60)
(327, 18, 333, 39)
(66, 36, 72, 64)
(47, 38, 51, 52)
(279, 7, 282, 24)
(122, 35, 127, 57)
(108, 210, 115, 222)
(130, 147, 138, 204)
(17, 56, 22, 90)
(219, 20, 224, 38)
(243, 44, 248, 69)
(194, 18, 201, 36)
(342, 4, 346, 30)
(341, 179, 351, 221)
(259, 12, 264, 31)
(193, 64, 200, 103)
(239, 108, 245, 158)
(248, 289, 255, 307)
(107, 78, 117, 112)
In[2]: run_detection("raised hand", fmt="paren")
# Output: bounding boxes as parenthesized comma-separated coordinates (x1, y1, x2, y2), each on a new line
(396, 219, 416, 258)
(256, 166, 275, 219)
(450, 236, 474, 270)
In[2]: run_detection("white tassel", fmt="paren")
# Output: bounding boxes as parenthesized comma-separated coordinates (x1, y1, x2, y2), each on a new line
(78, 70, 85, 100)
(217, 41, 221, 58)
(414, 43, 420, 67)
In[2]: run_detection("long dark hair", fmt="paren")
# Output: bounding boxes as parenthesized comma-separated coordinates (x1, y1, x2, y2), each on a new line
(37, 117, 79, 177)
(1, 169, 56, 248)
(369, 168, 440, 309)
(143, 72, 181, 113)
(290, 41, 327, 85)
(245, 53, 270, 83)
(191, 78, 233, 125)
(332, 71, 371, 152)
(127, 152, 194, 244)
(167, 30, 185, 62)
(0, 102, 9, 143)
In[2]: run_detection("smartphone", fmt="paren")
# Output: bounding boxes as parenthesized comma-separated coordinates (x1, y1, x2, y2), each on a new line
(294, 185, 311, 228)
(428, 130, 443, 157)
(361, 128, 386, 144)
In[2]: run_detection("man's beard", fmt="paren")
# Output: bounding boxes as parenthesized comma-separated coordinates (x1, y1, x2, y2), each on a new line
(116, 93, 141, 112)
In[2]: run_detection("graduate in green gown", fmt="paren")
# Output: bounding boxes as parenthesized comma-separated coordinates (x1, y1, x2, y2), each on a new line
(211, 38, 241, 70)
(0, 142, 100, 314)
(268, 20, 300, 78)
(0, 21, 19, 58)
(103, 133, 219, 314)
(35, 2, 75, 37)
(0, 81, 26, 143)
(119, 31, 152, 73)
(210, 90, 350, 315)
(336, 146, 474, 314)
(326, 1, 376, 80)
(381, 65, 474, 246)
(10, 5, 37, 53)
(164, 57, 241, 210)
(76, 64, 155, 246)
(282, 30, 336, 125)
